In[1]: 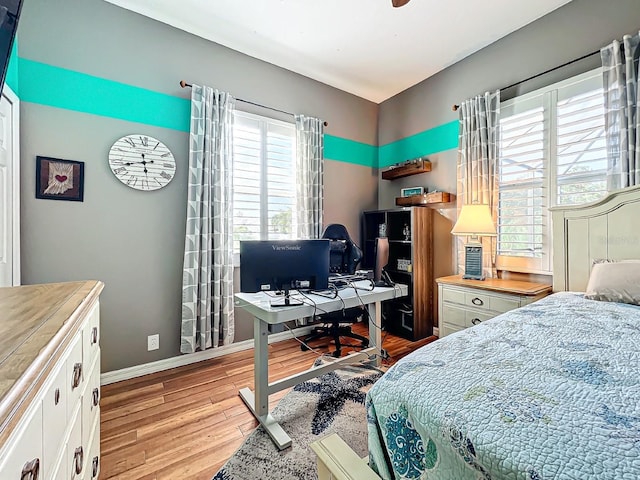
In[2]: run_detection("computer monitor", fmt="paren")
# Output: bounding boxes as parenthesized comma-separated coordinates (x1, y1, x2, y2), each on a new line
(240, 239, 330, 306)
(374, 237, 391, 287)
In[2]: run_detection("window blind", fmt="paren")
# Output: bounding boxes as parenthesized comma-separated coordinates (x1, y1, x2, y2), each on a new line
(556, 87, 607, 206)
(498, 106, 546, 258)
(233, 112, 296, 254)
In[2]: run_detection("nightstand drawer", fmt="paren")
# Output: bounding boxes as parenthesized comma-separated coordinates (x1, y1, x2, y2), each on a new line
(442, 305, 493, 329)
(441, 305, 466, 328)
(491, 296, 520, 313)
(464, 292, 492, 309)
(442, 288, 465, 305)
(466, 311, 493, 326)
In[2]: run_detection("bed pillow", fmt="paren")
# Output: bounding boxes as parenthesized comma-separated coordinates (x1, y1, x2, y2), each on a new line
(585, 261, 640, 305)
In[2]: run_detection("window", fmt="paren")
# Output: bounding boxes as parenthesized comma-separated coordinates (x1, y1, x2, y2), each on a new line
(232, 111, 297, 256)
(497, 69, 606, 273)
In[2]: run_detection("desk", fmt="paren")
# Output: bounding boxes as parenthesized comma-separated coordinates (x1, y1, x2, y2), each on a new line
(234, 281, 408, 450)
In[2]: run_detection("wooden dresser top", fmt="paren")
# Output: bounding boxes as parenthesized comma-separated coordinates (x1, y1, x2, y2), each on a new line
(0, 281, 103, 438)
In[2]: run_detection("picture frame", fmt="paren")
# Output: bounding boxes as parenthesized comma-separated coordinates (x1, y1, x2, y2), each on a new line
(35, 156, 85, 202)
(400, 186, 425, 197)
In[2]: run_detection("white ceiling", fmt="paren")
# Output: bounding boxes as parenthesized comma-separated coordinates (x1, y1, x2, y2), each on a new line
(105, 0, 573, 103)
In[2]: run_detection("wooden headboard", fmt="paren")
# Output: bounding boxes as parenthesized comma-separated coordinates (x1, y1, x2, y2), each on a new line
(551, 185, 640, 292)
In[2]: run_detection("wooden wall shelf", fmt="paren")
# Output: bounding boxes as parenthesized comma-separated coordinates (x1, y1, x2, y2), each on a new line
(381, 160, 431, 180)
(395, 192, 455, 207)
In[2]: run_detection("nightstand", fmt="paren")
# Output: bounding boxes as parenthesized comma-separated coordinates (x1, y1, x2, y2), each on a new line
(436, 275, 552, 337)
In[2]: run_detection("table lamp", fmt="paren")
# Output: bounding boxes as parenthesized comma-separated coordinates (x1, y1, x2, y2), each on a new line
(451, 204, 497, 280)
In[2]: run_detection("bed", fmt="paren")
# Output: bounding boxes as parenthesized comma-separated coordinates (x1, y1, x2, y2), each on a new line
(361, 185, 640, 480)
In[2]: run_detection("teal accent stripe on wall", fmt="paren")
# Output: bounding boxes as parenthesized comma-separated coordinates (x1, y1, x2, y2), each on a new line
(15, 57, 456, 169)
(18, 58, 191, 132)
(325, 135, 377, 168)
(378, 120, 459, 168)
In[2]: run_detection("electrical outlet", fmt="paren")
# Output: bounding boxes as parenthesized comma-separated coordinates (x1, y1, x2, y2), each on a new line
(147, 334, 159, 351)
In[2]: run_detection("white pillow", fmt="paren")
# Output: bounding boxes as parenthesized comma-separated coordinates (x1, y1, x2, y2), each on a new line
(584, 261, 640, 305)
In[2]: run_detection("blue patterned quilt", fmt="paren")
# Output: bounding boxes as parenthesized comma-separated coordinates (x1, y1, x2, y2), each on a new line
(366, 293, 640, 479)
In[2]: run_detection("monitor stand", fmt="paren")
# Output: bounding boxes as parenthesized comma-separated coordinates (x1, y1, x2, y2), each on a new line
(270, 289, 303, 307)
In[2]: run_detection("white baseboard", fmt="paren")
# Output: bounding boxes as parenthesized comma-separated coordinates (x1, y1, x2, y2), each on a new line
(100, 326, 313, 385)
(433, 327, 440, 338)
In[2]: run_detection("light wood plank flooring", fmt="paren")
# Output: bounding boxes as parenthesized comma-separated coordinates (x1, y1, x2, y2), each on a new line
(100, 323, 437, 480)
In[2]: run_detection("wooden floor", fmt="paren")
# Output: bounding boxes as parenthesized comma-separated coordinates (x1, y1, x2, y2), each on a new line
(100, 323, 437, 480)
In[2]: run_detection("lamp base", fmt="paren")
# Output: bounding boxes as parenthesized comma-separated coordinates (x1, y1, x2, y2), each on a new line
(463, 244, 484, 281)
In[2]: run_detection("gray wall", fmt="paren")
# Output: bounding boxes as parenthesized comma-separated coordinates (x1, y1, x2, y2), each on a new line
(378, 0, 640, 210)
(18, 0, 378, 372)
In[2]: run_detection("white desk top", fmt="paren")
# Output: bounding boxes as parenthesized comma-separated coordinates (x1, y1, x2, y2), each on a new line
(234, 281, 408, 325)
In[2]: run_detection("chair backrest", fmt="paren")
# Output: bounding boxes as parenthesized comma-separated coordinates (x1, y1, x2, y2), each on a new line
(321, 224, 363, 274)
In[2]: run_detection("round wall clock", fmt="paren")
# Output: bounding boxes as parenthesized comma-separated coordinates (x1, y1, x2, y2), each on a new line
(108, 134, 176, 191)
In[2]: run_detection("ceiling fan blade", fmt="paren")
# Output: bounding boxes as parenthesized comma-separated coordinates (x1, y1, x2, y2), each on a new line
(392, 0, 411, 7)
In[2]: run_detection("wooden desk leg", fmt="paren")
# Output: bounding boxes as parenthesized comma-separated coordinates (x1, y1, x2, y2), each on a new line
(239, 316, 292, 450)
(367, 301, 382, 367)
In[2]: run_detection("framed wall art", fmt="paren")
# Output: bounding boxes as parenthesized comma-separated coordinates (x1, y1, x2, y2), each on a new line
(36, 156, 85, 202)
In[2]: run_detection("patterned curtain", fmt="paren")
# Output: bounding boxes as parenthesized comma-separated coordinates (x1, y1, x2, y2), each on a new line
(181, 85, 235, 354)
(601, 32, 640, 190)
(456, 90, 500, 279)
(295, 115, 324, 239)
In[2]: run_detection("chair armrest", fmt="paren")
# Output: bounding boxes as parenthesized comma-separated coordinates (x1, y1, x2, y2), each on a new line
(310, 433, 382, 480)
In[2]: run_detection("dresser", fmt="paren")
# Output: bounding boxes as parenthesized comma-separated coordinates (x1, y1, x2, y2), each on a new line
(436, 275, 551, 337)
(0, 281, 103, 480)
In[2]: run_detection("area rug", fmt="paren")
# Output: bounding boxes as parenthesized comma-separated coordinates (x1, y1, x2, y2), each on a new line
(212, 359, 383, 480)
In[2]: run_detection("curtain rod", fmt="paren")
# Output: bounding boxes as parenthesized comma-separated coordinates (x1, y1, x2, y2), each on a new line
(451, 48, 601, 111)
(179, 80, 329, 127)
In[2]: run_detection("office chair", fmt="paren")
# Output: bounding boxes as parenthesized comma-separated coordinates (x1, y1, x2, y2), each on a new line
(301, 224, 370, 357)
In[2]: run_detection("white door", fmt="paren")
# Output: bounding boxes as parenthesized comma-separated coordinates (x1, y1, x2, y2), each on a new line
(0, 85, 19, 287)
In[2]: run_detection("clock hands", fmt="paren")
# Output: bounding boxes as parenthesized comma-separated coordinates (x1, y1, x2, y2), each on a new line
(121, 153, 155, 170)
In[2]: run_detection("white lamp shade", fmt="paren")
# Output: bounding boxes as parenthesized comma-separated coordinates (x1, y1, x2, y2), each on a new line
(451, 204, 497, 236)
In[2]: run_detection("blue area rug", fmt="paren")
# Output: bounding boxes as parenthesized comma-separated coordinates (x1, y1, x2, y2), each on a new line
(212, 359, 382, 480)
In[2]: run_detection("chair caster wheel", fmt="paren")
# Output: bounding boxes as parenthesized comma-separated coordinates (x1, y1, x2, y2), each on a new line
(332, 350, 341, 358)
(300, 344, 310, 351)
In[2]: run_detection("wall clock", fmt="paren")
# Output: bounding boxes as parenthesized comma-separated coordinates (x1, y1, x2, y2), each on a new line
(108, 134, 176, 191)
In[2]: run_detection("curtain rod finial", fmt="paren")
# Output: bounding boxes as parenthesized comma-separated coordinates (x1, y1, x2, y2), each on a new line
(180, 80, 191, 88)
(452, 104, 460, 112)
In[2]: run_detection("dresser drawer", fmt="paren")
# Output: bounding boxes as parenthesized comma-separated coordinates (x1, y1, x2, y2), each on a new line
(42, 358, 68, 480)
(51, 448, 68, 480)
(0, 402, 43, 480)
(67, 332, 84, 415)
(82, 354, 101, 453)
(67, 407, 84, 480)
(85, 417, 100, 480)
(82, 303, 100, 368)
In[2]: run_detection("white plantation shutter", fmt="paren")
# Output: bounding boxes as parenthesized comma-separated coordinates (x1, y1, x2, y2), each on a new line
(498, 104, 546, 259)
(232, 111, 297, 254)
(556, 85, 607, 206)
(497, 69, 606, 274)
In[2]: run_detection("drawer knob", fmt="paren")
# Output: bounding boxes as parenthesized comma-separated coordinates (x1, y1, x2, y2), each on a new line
(471, 297, 484, 306)
(20, 458, 39, 480)
(92, 456, 99, 478)
(92, 387, 100, 407)
(74, 446, 84, 475)
(91, 327, 98, 345)
(471, 317, 482, 325)
(72, 363, 83, 389)
(54, 388, 60, 405)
